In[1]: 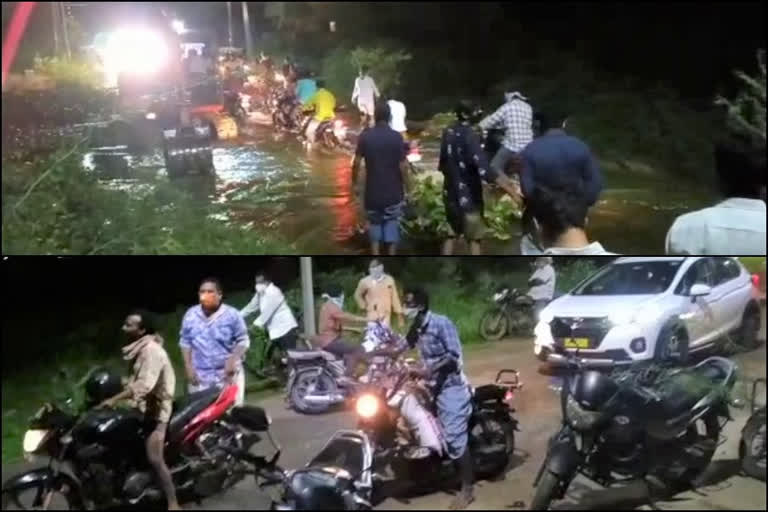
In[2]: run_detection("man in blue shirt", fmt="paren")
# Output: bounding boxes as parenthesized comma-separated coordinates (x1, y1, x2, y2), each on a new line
(519, 111, 603, 254)
(351, 102, 410, 255)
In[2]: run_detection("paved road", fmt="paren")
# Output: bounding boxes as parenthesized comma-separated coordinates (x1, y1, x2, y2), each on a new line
(3, 319, 766, 510)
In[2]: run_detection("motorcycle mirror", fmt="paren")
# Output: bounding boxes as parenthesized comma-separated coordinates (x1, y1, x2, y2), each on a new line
(730, 397, 746, 409)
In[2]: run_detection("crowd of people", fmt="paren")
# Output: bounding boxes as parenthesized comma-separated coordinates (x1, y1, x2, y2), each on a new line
(212, 52, 765, 256)
(93, 256, 562, 510)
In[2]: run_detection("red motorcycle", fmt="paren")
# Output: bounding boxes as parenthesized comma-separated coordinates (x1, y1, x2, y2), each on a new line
(1, 369, 276, 509)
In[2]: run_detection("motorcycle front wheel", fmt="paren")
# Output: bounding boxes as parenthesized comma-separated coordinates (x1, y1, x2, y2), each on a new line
(479, 308, 509, 341)
(529, 470, 561, 511)
(741, 408, 767, 481)
(1, 486, 79, 511)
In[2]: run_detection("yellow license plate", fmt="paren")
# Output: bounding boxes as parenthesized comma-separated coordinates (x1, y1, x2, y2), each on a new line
(563, 338, 590, 348)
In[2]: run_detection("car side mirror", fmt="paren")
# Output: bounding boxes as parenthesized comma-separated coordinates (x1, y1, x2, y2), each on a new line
(689, 283, 711, 300)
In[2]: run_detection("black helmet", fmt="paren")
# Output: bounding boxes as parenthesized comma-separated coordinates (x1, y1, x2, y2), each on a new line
(289, 471, 347, 510)
(85, 368, 123, 406)
(572, 370, 619, 411)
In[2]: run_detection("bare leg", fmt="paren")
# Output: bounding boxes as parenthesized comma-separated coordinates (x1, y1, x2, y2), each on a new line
(469, 240, 481, 255)
(146, 424, 181, 510)
(371, 241, 380, 255)
(387, 243, 397, 256)
(442, 238, 455, 255)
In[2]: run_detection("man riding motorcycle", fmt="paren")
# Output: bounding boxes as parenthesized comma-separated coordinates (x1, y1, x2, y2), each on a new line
(402, 287, 475, 510)
(301, 80, 337, 151)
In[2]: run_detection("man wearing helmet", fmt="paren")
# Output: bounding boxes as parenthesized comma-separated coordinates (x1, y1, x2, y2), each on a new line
(97, 310, 180, 510)
(438, 100, 521, 255)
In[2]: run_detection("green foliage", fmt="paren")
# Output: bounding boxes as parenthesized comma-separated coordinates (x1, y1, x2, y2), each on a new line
(33, 56, 103, 89)
(715, 49, 766, 151)
(403, 177, 522, 242)
(739, 257, 766, 275)
(320, 45, 412, 101)
(554, 259, 602, 293)
(2, 146, 293, 255)
(420, 111, 456, 139)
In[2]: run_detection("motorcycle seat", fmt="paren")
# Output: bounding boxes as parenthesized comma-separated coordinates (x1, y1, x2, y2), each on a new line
(473, 384, 506, 403)
(168, 387, 221, 437)
(287, 349, 339, 362)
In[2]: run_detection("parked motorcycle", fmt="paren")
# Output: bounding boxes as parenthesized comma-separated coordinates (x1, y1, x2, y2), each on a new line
(350, 365, 521, 503)
(740, 378, 766, 481)
(1, 370, 274, 510)
(479, 286, 539, 341)
(530, 352, 739, 510)
(285, 322, 403, 415)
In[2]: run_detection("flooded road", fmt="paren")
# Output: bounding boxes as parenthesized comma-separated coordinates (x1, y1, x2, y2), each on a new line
(88, 122, 717, 255)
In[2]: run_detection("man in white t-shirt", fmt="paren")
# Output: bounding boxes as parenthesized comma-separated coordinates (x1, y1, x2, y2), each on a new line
(240, 273, 299, 366)
(666, 140, 766, 255)
(527, 257, 556, 318)
(351, 65, 380, 128)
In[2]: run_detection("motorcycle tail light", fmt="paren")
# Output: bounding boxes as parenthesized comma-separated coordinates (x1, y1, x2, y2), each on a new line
(504, 390, 514, 402)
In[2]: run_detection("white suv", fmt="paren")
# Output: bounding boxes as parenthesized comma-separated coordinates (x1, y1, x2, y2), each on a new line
(534, 256, 762, 366)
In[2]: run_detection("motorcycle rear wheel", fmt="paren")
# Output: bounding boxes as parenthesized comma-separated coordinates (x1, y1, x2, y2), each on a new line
(290, 370, 337, 414)
(1, 486, 78, 511)
(740, 408, 767, 481)
(479, 309, 509, 341)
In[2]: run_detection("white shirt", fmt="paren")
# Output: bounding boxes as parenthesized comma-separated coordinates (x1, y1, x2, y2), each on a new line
(240, 283, 298, 340)
(665, 198, 766, 255)
(352, 75, 380, 109)
(544, 242, 615, 255)
(388, 99, 407, 132)
(528, 264, 556, 301)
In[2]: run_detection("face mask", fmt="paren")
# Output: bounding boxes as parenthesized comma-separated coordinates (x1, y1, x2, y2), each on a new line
(369, 265, 384, 280)
(403, 307, 420, 320)
(199, 291, 219, 309)
(255, 283, 267, 294)
(326, 293, 344, 309)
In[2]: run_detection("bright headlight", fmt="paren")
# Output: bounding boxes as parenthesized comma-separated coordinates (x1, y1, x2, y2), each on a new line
(105, 28, 168, 76)
(539, 310, 554, 324)
(356, 394, 380, 419)
(23, 429, 49, 453)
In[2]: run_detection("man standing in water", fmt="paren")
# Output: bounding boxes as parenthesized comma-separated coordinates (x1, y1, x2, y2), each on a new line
(354, 259, 405, 328)
(352, 65, 380, 128)
(352, 102, 410, 255)
(180, 277, 250, 405)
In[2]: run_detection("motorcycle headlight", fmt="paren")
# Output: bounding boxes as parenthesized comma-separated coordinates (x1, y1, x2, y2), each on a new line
(23, 429, 50, 453)
(565, 395, 604, 431)
(356, 394, 380, 419)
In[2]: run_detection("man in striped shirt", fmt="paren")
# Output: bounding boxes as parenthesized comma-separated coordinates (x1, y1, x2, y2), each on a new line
(478, 91, 534, 181)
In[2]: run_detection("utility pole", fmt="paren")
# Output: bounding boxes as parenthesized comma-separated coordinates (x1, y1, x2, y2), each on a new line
(241, 1, 253, 59)
(300, 257, 316, 337)
(226, 1, 233, 47)
(59, 2, 71, 60)
(51, 1, 60, 56)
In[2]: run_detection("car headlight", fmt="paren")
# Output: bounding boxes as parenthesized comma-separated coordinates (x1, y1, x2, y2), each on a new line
(23, 429, 50, 453)
(565, 395, 604, 431)
(539, 310, 554, 324)
(356, 394, 380, 419)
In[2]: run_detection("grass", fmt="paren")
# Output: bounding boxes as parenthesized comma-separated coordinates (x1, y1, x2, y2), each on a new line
(739, 257, 766, 275)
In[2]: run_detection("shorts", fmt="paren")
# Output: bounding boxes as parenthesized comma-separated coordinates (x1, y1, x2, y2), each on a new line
(367, 202, 404, 244)
(445, 203, 487, 241)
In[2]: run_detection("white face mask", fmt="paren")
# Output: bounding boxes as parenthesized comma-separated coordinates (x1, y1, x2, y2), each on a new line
(403, 307, 421, 320)
(255, 283, 267, 294)
(369, 265, 384, 280)
(323, 293, 344, 309)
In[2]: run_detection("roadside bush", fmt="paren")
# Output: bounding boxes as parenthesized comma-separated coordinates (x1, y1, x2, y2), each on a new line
(1, 146, 293, 255)
(33, 56, 104, 90)
(554, 259, 603, 293)
(715, 49, 766, 152)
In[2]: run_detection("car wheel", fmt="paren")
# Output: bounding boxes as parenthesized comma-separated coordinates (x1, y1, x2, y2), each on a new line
(736, 303, 761, 351)
(654, 322, 689, 365)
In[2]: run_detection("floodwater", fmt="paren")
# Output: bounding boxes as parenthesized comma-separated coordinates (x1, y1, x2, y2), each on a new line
(84, 121, 717, 255)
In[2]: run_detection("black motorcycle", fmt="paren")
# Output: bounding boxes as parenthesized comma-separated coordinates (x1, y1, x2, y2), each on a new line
(530, 354, 738, 510)
(479, 286, 540, 341)
(740, 378, 766, 481)
(1, 370, 276, 510)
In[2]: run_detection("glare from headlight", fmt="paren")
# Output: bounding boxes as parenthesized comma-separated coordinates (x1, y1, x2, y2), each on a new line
(356, 394, 380, 419)
(105, 28, 168, 76)
(23, 429, 49, 453)
(565, 395, 604, 431)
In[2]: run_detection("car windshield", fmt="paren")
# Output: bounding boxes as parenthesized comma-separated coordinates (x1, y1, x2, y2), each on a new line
(572, 261, 682, 296)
